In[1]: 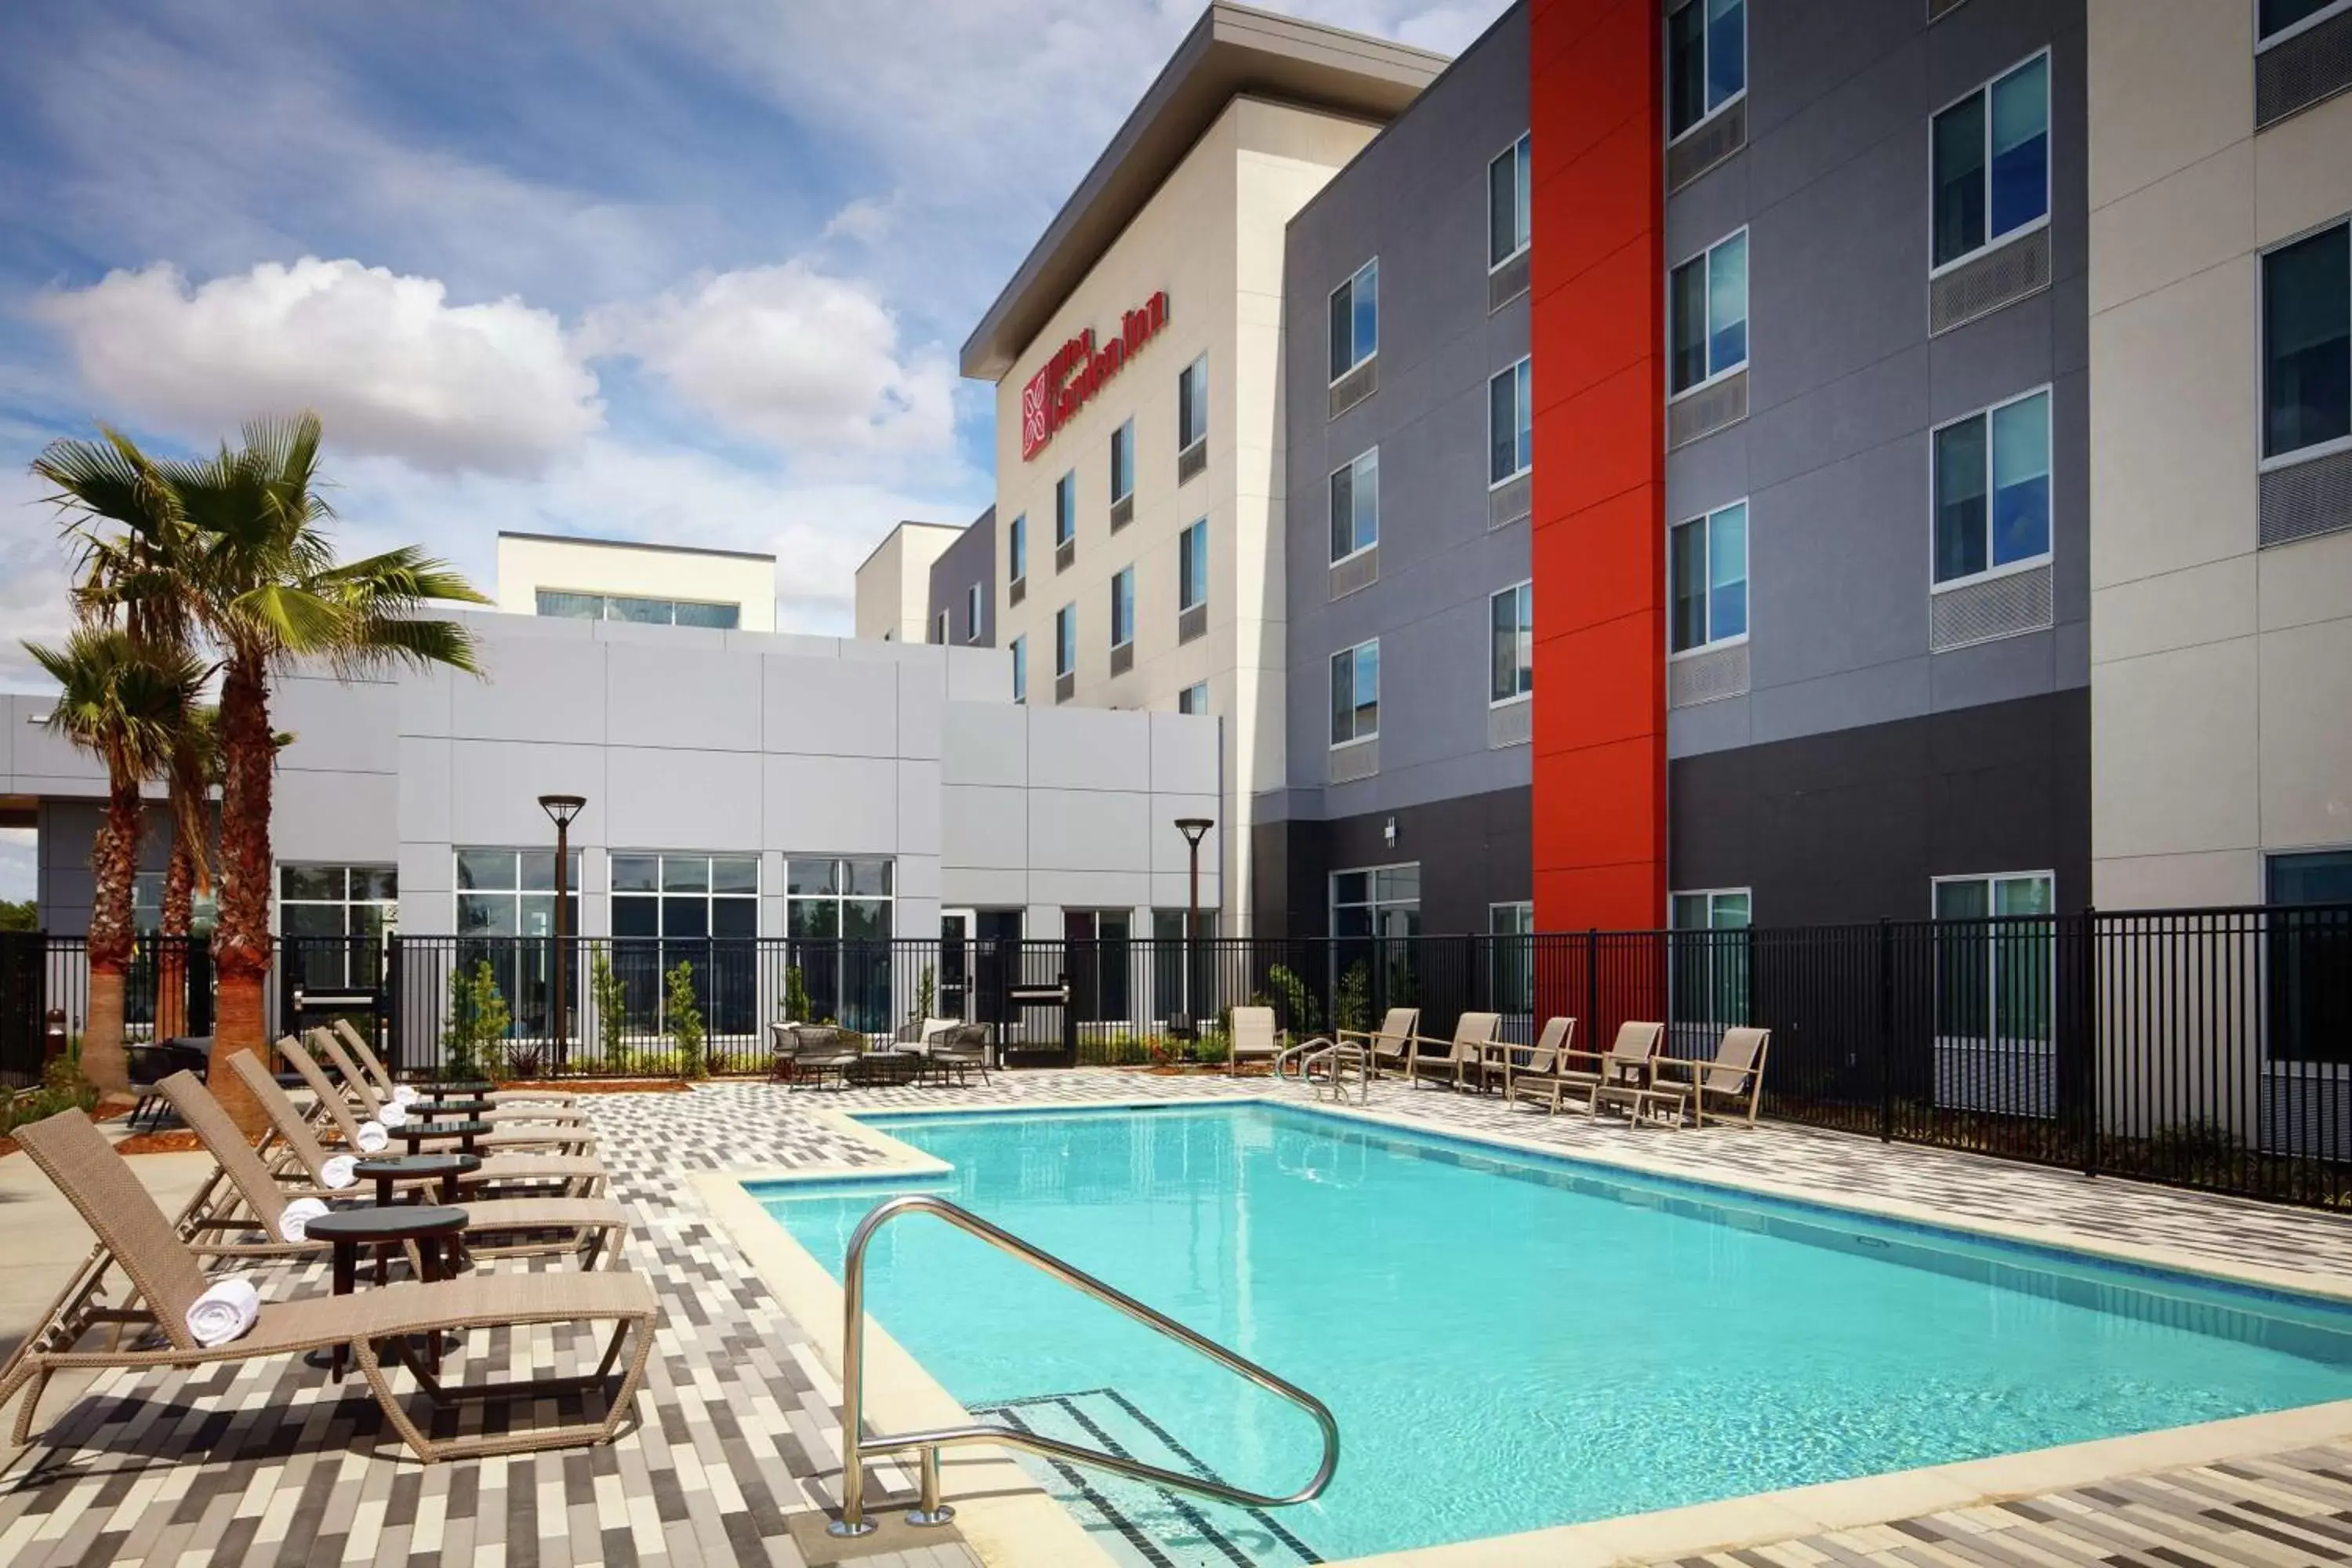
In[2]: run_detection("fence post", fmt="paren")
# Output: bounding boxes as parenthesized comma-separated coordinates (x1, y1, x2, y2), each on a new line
(2080, 906, 2099, 1181)
(1876, 916, 1894, 1144)
(387, 934, 404, 1077)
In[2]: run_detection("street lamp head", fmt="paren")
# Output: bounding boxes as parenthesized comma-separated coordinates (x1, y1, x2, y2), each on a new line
(1174, 816, 1214, 848)
(538, 793, 587, 827)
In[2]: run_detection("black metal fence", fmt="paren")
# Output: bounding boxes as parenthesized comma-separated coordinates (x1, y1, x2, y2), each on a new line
(7, 906, 2351, 1207)
(1, 933, 217, 1089)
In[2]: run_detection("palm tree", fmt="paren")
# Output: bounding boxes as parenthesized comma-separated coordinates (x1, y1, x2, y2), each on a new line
(154, 703, 218, 1040)
(20, 629, 207, 1094)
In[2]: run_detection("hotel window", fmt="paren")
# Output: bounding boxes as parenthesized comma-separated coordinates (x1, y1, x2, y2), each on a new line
(1329, 258, 1378, 381)
(1178, 681, 1209, 716)
(2263, 0, 2352, 41)
(612, 854, 758, 1036)
(1666, 0, 1744, 141)
(1490, 901, 1536, 1017)
(1932, 53, 2049, 273)
(278, 866, 390, 991)
(1932, 873, 2054, 1049)
(455, 848, 581, 1039)
(1008, 514, 1027, 583)
(1054, 604, 1076, 678)
(786, 858, 894, 1032)
(1330, 448, 1379, 562)
(1488, 133, 1531, 268)
(1330, 639, 1379, 746)
(1490, 581, 1534, 704)
(1054, 470, 1076, 548)
(1668, 229, 1747, 396)
(1490, 358, 1534, 483)
(1933, 388, 2051, 587)
(1669, 500, 1748, 653)
(1670, 887, 1751, 1032)
(1178, 355, 1208, 455)
(1110, 419, 1135, 503)
(535, 590, 739, 630)
(1672, 889, 1751, 930)
(1178, 520, 1208, 612)
(2261, 220, 2350, 464)
(2267, 850, 2352, 1065)
(1010, 635, 1027, 703)
(965, 582, 982, 641)
(1334, 865, 1420, 939)
(1109, 566, 1135, 650)
(932, 610, 947, 645)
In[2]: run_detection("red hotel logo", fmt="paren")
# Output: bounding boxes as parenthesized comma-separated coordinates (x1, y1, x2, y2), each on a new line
(1019, 290, 1170, 461)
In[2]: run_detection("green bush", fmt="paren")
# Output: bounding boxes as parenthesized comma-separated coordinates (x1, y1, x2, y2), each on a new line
(783, 965, 813, 1025)
(1334, 961, 1370, 1035)
(1193, 1033, 1231, 1066)
(443, 960, 510, 1080)
(666, 960, 706, 1080)
(589, 946, 630, 1062)
(2, 1049, 100, 1137)
(1264, 965, 1321, 1036)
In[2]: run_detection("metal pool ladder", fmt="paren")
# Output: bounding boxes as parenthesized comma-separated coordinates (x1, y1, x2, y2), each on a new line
(829, 1192, 1341, 1537)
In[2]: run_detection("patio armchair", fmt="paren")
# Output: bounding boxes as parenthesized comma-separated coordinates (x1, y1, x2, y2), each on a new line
(123, 1044, 177, 1132)
(330, 1018, 578, 1109)
(1276, 1006, 1417, 1081)
(280, 1035, 597, 1157)
(768, 1021, 800, 1083)
(787, 1025, 865, 1090)
(0, 1109, 657, 1464)
(1648, 1026, 1771, 1127)
(1406, 1011, 1504, 1091)
(1509, 1020, 1665, 1116)
(1227, 1007, 1284, 1077)
(1465, 1015, 1574, 1096)
(160, 1071, 630, 1268)
(928, 1022, 993, 1086)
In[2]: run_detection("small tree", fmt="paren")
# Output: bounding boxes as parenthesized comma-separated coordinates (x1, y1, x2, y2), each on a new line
(914, 962, 936, 1024)
(589, 945, 630, 1068)
(1264, 964, 1321, 1037)
(443, 960, 510, 1081)
(783, 964, 812, 1025)
(666, 960, 706, 1079)
(1334, 960, 1371, 1035)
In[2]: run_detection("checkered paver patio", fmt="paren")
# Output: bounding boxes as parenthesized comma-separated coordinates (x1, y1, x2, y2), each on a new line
(1, 1069, 2349, 1568)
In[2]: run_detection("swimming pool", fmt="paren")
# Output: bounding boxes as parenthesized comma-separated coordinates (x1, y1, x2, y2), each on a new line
(757, 1102, 2352, 1563)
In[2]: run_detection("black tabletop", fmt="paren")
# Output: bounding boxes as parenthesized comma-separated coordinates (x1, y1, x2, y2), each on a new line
(408, 1099, 492, 1116)
(305, 1203, 469, 1242)
(392, 1120, 493, 1142)
(420, 1080, 495, 1093)
(352, 1152, 484, 1179)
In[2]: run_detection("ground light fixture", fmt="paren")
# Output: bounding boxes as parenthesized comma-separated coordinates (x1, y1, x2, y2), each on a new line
(538, 793, 586, 1060)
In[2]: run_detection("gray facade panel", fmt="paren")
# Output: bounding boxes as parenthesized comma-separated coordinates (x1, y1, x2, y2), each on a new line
(927, 506, 996, 648)
(1277, 2, 1530, 848)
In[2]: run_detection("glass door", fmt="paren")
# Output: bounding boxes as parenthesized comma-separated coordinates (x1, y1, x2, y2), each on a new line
(938, 908, 977, 1020)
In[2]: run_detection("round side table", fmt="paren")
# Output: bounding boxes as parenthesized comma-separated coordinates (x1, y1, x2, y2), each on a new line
(406, 1098, 492, 1124)
(352, 1151, 482, 1207)
(303, 1204, 469, 1377)
(390, 1119, 492, 1155)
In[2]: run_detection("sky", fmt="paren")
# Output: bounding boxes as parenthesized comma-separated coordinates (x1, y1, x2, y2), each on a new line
(0, 0, 1509, 899)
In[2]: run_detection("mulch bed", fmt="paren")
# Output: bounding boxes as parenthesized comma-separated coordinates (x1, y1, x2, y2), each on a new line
(113, 1128, 206, 1156)
(492, 1079, 692, 1095)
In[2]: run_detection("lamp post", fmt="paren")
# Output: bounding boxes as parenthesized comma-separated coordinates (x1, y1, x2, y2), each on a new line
(1174, 818, 1214, 1026)
(538, 794, 586, 1062)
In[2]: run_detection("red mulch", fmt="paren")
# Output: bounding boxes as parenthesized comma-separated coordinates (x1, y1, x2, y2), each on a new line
(113, 1128, 206, 1156)
(0, 1104, 121, 1158)
(494, 1080, 692, 1095)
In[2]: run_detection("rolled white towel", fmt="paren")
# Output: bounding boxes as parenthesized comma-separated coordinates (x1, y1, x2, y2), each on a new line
(185, 1276, 260, 1348)
(354, 1121, 390, 1153)
(320, 1153, 358, 1189)
(377, 1102, 408, 1128)
(278, 1197, 330, 1243)
(390, 1084, 419, 1106)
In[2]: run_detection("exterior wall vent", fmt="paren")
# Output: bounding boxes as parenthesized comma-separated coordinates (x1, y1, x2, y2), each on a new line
(2259, 448, 2352, 550)
(1329, 358, 1377, 419)
(1669, 643, 1750, 707)
(1008, 576, 1026, 608)
(1488, 699, 1533, 750)
(1929, 562, 2053, 652)
(1054, 670, 1075, 704)
(1329, 736, 1379, 783)
(1330, 546, 1378, 601)
(1109, 494, 1134, 532)
(1667, 97, 1745, 194)
(1177, 438, 1207, 486)
(2257, 6, 2352, 128)
(1488, 250, 1531, 312)
(1054, 537, 1076, 574)
(1178, 602, 1208, 644)
(1109, 641, 1134, 677)
(1667, 368, 1748, 450)
(1488, 474, 1533, 530)
(1929, 228, 2050, 336)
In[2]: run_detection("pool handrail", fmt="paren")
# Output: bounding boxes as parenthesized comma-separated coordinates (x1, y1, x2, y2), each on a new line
(829, 1190, 1341, 1537)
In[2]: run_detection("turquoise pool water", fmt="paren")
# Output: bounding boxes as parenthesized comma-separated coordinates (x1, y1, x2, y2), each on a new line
(758, 1104, 2352, 1563)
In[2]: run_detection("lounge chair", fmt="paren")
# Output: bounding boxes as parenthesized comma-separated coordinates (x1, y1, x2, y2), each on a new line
(160, 1071, 630, 1267)
(314, 1027, 589, 1129)
(1276, 1006, 1418, 1081)
(1648, 1026, 1771, 1127)
(1465, 1015, 1573, 1096)
(1227, 1007, 1283, 1076)
(0, 1109, 656, 1463)
(330, 1018, 578, 1109)
(1406, 1011, 1504, 1091)
(787, 1025, 863, 1090)
(280, 1036, 597, 1157)
(1510, 1020, 1665, 1116)
(230, 1051, 604, 1200)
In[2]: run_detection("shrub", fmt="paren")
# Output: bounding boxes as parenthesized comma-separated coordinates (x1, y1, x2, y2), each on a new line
(589, 946, 630, 1062)
(1265, 964, 1321, 1036)
(1334, 961, 1370, 1035)
(666, 960, 706, 1080)
(783, 965, 813, 1025)
(1193, 1033, 1231, 1066)
(2, 1048, 100, 1137)
(443, 960, 510, 1080)
(914, 963, 936, 1024)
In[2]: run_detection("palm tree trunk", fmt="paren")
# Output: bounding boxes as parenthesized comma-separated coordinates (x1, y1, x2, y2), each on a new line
(209, 652, 274, 1134)
(83, 775, 143, 1095)
(156, 824, 196, 1042)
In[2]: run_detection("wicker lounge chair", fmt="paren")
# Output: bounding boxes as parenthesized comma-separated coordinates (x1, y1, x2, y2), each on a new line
(928, 1022, 992, 1085)
(160, 1072, 629, 1267)
(314, 1028, 589, 1129)
(331, 1018, 578, 1108)
(787, 1025, 863, 1090)
(1227, 1007, 1283, 1076)
(1509, 1020, 1665, 1116)
(1465, 1015, 1574, 1096)
(1406, 1012, 1505, 1090)
(280, 1036, 597, 1157)
(230, 1051, 604, 1200)
(1647, 1026, 1771, 1127)
(0, 1109, 656, 1463)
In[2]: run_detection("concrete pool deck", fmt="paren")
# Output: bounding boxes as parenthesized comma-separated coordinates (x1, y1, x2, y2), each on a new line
(4, 1070, 2352, 1566)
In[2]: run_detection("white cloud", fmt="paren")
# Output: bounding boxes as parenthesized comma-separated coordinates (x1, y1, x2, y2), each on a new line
(33, 258, 604, 475)
(584, 263, 957, 466)
(821, 197, 895, 245)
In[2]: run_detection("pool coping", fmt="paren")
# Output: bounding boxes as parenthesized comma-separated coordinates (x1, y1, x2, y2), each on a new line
(705, 1089, 2352, 1568)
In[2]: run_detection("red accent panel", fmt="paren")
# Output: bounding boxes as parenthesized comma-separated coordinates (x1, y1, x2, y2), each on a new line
(1529, 0, 1666, 935)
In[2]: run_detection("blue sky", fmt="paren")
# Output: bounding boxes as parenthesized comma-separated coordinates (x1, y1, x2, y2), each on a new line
(0, 0, 1507, 897)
